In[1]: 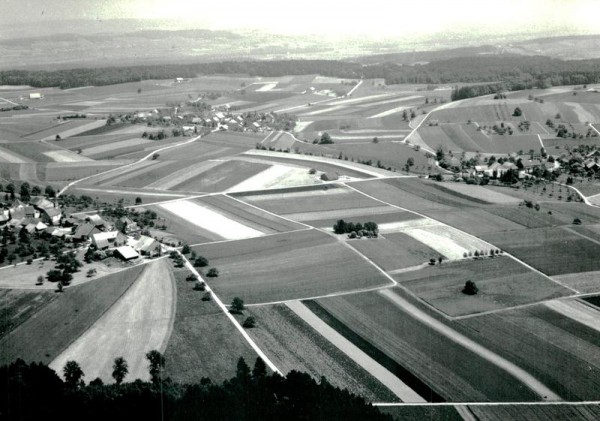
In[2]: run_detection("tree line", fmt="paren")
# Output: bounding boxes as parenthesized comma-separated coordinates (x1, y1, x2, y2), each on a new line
(0, 356, 391, 421)
(3, 55, 600, 92)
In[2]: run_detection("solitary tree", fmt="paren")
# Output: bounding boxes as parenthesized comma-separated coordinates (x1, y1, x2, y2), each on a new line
(231, 297, 245, 313)
(63, 360, 85, 389)
(438, 256, 443, 265)
(513, 107, 522, 117)
(146, 350, 165, 385)
(181, 244, 191, 254)
(462, 280, 479, 295)
(236, 357, 251, 383)
(243, 316, 256, 328)
(194, 256, 209, 267)
(206, 268, 219, 277)
(112, 357, 128, 385)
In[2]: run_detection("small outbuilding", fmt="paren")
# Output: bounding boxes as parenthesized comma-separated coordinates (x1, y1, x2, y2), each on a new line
(114, 246, 139, 261)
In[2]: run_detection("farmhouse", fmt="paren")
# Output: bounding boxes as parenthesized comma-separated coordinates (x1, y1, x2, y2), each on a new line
(119, 216, 140, 234)
(72, 223, 100, 242)
(30, 197, 55, 210)
(91, 231, 127, 250)
(132, 235, 162, 257)
(114, 246, 139, 261)
(41, 207, 62, 226)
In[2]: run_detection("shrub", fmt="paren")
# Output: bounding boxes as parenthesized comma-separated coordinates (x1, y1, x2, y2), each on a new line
(242, 316, 256, 328)
(194, 281, 206, 291)
(206, 268, 219, 277)
(181, 244, 191, 254)
(308, 168, 316, 175)
(462, 280, 478, 295)
(186, 274, 197, 282)
(573, 218, 582, 225)
(36, 275, 44, 285)
(201, 292, 211, 301)
(194, 256, 209, 267)
(429, 258, 436, 265)
(26, 258, 33, 265)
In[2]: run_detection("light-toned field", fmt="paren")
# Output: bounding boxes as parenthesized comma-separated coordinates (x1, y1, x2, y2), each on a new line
(226, 164, 321, 192)
(0, 146, 30, 163)
(49, 259, 175, 383)
(552, 271, 600, 293)
(39, 120, 107, 140)
(544, 299, 600, 332)
(81, 138, 153, 157)
(402, 223, 493, 260)
(43, 150, 94, 162)
(436, 183, 522, 204)
(159, 200, 265, 240)
(244, 304, 398, 402)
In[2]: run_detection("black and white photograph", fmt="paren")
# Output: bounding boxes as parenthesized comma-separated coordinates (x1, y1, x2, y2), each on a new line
(0, 1, 599, 419)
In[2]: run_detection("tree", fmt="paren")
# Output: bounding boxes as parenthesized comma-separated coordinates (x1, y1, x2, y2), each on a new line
(462, 280, 478, 295)
(135, 197, 142, 205)
(57, 282, 63, 293)
(145, 350, 165, 385)
(512, 107, 522, 117)
(45, 185, 56, 198)
(243, 316, 256, 328)
(36, 275, 44, 285)
(372, 137, 379, 144)
(112, 357, 128, 385)
(206, 268, 219, 277)
(573, 217, 582, 225)
(319, 132, 333, 144)
(152, 153, 160, 160)
(181, 244, 191, 254)
(63, 360, 84, 389)
(31, 186, 41, 196)
(55, 134, 61, 141)
(231, 297, 245, 313)
(47, 269, 62, 283)
(20, 182, 31, 201)
(236, 357, 251, 383)
(252, 357, 267, 379)
(194, 256, 209, 267)
(438, 256, 443, 265)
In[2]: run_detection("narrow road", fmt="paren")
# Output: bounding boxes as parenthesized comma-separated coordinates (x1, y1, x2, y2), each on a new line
(379, 289, 561, 401)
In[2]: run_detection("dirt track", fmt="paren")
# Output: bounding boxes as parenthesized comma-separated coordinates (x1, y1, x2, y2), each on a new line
(49, 258, 176, 382)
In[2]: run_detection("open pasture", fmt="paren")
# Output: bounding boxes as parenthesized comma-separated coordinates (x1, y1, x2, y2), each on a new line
(436, 183, 522, 204)
(481, 227, 600, 276)
(244, 304, 397, 402)
(0, 265, 143, 366)
(394, 257, 571, 317)
(0, 145, 31, 163)
(163, 267, 260, 384)
(236, 184, 384, 215)
(465, 404, 600, 421)
(429, 102, 522, 124)
(0, 141, 71, 162)
(457, 304, 600, 400)
(327, 142, 431, 172)
(424, 207, 528, 235)
(312, 291, 540, 402)
(191, 229, 390, 304)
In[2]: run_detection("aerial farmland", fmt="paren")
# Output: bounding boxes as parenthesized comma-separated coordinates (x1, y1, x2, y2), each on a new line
(1, 65, 600, 420)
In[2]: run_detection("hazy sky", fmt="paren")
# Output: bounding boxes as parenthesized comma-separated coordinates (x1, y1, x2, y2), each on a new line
(2, 0, 599, 38)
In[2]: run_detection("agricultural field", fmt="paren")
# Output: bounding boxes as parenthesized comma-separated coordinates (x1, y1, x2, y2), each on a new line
(394, 257, 572, 317)
(0, 265, 144, 366)
(481, 227, 600, 276)
(191, 229, 391, 304)
(49, 259, 176, 382)
(163, 267, 260, 384)
(0, 289, 57, 338)
(310, 290, 542, 402)
(456, 303, 600, 400)
(243, 304, 398, 402)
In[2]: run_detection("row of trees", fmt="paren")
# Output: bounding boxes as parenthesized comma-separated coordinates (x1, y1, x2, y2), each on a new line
(332, 219, 379, 236)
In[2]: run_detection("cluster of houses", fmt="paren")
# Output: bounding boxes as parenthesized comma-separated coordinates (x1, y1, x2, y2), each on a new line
(1, 198, 163, 262)
(462, 156, 560, 180)
(134, 106, 281, 135)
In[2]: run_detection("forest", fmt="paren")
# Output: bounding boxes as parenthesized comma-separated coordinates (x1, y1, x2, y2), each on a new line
(0, 357, 391, 421)
(2, 55, 600, 93)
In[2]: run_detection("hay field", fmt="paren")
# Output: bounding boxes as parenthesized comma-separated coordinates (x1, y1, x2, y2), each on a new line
(49, 259, 175, 383)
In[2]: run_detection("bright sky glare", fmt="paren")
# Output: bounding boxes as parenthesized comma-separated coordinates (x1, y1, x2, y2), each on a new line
(2, 0, 599, 38)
